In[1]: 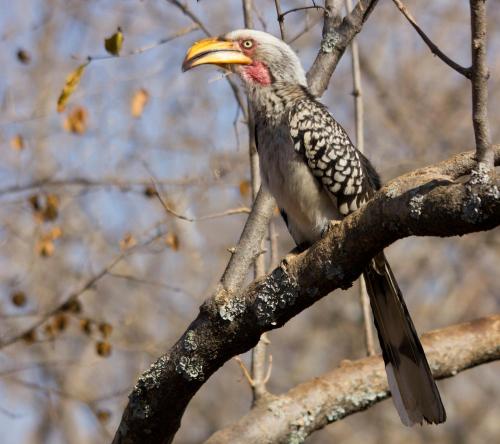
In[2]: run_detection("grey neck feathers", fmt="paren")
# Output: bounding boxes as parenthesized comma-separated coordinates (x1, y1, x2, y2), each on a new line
(246, 82, 311, 125)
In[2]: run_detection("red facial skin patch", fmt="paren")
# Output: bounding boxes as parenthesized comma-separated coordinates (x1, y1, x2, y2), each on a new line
(241, 61, 272, 86)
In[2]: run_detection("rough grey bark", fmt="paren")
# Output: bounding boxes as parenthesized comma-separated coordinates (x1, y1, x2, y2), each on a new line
(112, 147, 500, 444)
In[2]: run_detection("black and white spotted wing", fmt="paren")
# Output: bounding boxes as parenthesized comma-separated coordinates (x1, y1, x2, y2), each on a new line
(288, 97, 380, 216)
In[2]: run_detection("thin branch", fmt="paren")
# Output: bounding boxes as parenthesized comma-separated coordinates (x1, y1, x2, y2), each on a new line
(75, 24, 199, 62)
(242, 0, 271, 403)
(274, 0, 286, 41)
(112, 147, 500, 444)
(167, 0, 247, 116)
(0, 176, 229, 197)
(345, 0, 375, 357)
(287, 13, 322, 44)
(391, 0, 471, 79)
(153, 184, 250, 222)
(205, 315, 500, 443)
(234, 357, 255, 387)
(279, 5, 326, 21)
(167, 0, 210, 35)
(469, 0, 493, 167)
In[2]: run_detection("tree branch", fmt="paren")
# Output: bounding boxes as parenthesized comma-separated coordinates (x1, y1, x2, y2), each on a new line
(112, 146, 500, 444)
(307, 0, 380, 96)
(345, 0, 375, 356)
(469, 0, 493, 167)
(391, 0, 471, 79)
(205, 315, 500, 443)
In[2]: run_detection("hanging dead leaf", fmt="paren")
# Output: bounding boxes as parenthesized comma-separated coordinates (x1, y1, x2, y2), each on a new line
(29, 194, 40, 211)
(96, 340, 112, 357)
(80, 319, 92, 335)
(96, 409, 111, 423)
(17, 48, 31, 64)
(104, 27, 124, 56)
(130, 88, 149, 118)
(61, 298, 82, 314)
(22, 330, 36, 344)
(50, 226, 63, 240)
(44, 323, 55, 339)
(120, 232, 136, 250)
(52, 313, 68, 332)
(43, 194, 60, 221)
(57, 62, 89, 113)
(63, 106, 88, 134)
(143, 185, 157, 198)
(98, 322, 113, 338)
(165, 232, 180, 251)
(10, 134, 24, 151)
(239, 179, 251, 197)
(36, 238, 55, 257)
(11, 291, 27, 307)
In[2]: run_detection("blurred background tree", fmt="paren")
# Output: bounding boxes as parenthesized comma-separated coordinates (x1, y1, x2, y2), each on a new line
(0, 1, 498, 443)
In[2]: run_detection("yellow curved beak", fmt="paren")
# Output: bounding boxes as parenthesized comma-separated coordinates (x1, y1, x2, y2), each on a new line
(182, 37, 252, 72)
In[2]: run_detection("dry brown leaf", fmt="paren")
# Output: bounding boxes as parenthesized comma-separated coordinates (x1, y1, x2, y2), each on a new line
(239, 180, 251, 197)
(143, 185, 157, 198)
(165, 232, 180, 251)
(10, 134, 24, 151)
(131, 88, 149, 118)
(57, 62, 89, 113)
(61, 298, 82, 314)
(50, 226, 63, 240)
(22, 330, 36, 344)
(96, 341, 112, 357)
(36, 238, 55, 257)
(63, 106, 88, 134)
(98, 322, 113, 338)
(11, 291, 27, 307)
(120, 232, 136, 250)
(80, 319, 92, 335)
(96, 409, 111, 423)
(43, 195, 59, 222)
(17, 48, 31, 64)
(52, 314, 68, 332)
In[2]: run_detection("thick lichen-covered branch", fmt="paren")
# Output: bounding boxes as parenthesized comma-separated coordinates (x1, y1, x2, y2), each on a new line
(205, 315, 500, 444)
(112, 147, 499, 444)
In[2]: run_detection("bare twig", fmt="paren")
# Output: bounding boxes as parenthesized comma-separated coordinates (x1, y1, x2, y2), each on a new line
(274, 0, 286, 41)
(167, 0, 247, 115)
(153, 184, 250, 222)
(167, 0, 211, 35)
(469, 0, 493, 167)
(345, 0, 376, 357)
(287, 13, 323, 44)
(234, 357, 255, 387)
(243, 0, 271, 403)
(76, 24, 199, 62)
(279, 5, 326, 22)
(0, 176, 229, 197)
(391, 0, 471, 79)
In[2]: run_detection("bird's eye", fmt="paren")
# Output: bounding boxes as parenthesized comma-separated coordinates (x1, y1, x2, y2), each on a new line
(242, 40, 254, 49)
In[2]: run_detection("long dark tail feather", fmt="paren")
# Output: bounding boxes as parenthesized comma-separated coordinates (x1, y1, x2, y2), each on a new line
(363, 252, 446, 426)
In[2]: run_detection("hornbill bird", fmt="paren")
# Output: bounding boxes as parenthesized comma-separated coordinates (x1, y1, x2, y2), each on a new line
(182, 29, 446, 426)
